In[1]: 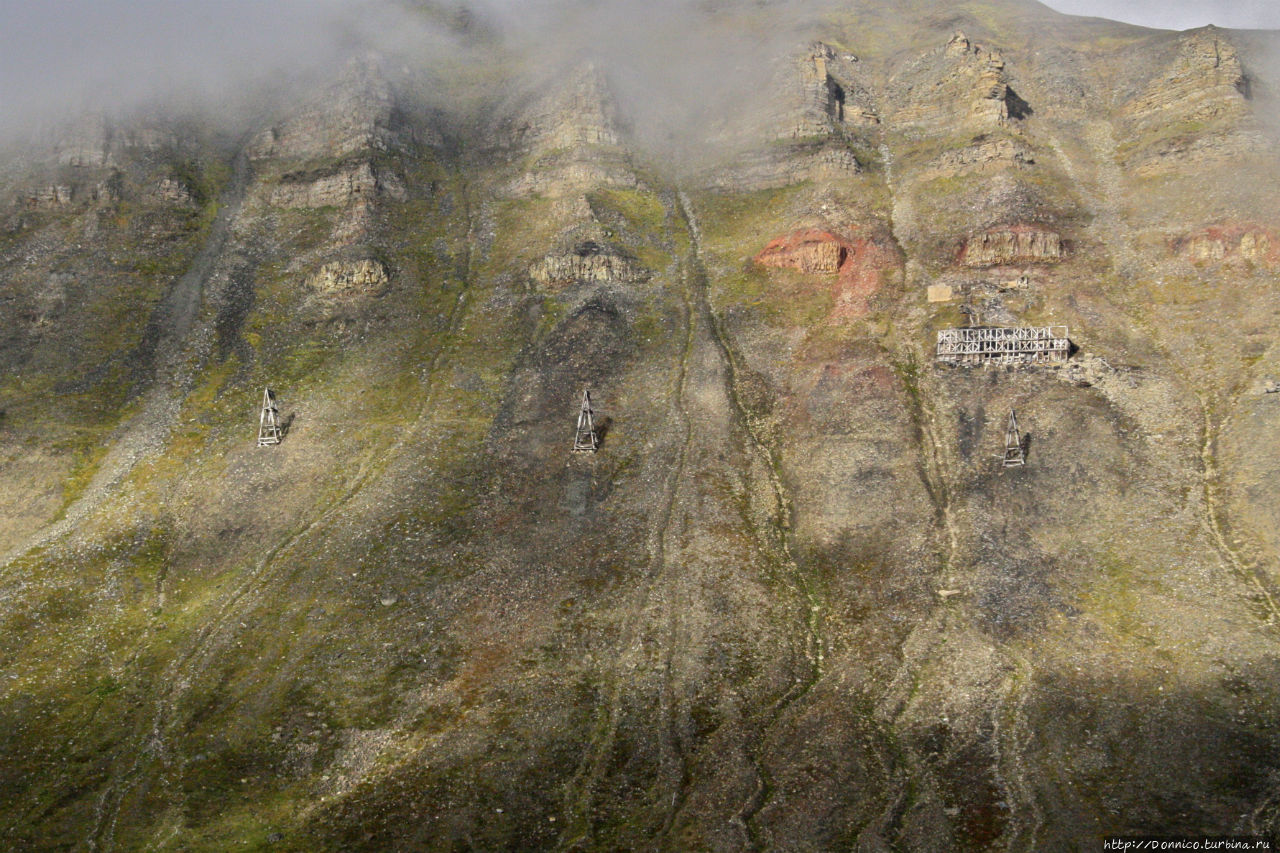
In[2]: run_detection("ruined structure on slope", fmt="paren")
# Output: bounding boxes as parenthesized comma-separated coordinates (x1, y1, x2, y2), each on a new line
(936, 325, 1070, 365)
(257, 388, 283, 447)
(572, 389, 599, 453)
(1001, 409, 1026, 467)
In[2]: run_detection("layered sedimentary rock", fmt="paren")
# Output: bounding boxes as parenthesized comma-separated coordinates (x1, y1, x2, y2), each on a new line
(19, 170, 124, 211)
(756, 227, 902, 316)
(504, 64, 638, 199)
(1176, 224, 1278, 264)
(529, 240, 649, 287)
(151, 178, 194, 205)
(269, 160, 406, 209)
(250, 56, 407, 163)
(698, 42, 875, 192)
(54, 115, 114, 167)
(1120, 29, 1264, 172)
(698, 139, 861, 192)
(888, 32, 1031, 131)
(785, 42, 878, 138)
(306, 258, 390, 296)
(960, 225, 1063, 266)
(10, 3, 1280, 852)
(516, 63, 621, 152)
(924, 135, 1034, 178)
(757, 229, 848, 274)
(1124, 30, 1250, 125)
(22, 184, 74, 209)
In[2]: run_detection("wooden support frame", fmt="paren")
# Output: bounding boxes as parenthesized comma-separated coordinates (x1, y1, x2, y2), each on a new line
(573, 389, 599, 453)
(1001, 408, 1025, 468)
(257, 387, 282, 447)
(937, 325, 1070, 366)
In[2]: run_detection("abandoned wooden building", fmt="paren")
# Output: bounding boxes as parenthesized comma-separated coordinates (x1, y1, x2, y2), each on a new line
(936, 325, 1071, 366)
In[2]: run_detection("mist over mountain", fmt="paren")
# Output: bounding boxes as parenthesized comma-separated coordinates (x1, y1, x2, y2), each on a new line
(4, 0, 1280, 850)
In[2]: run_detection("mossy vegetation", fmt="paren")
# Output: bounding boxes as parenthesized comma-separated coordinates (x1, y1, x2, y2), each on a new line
(8, 5, 1280, 848)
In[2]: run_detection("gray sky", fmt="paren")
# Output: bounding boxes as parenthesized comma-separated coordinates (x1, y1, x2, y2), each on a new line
(1042, 0, 1280, 31)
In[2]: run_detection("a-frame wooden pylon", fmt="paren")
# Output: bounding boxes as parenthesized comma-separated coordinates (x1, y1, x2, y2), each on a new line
(572, 389, 598, 453)
(257, 387, 282, 447)
(1001, 408, 1025, 468)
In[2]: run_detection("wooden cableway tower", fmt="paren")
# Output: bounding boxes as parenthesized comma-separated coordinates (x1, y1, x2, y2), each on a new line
(1001, 408, 1025, 468)
(573, 389, 599, 453)
(257, 387, 282, 447)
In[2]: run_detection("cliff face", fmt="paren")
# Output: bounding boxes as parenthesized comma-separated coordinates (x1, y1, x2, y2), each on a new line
(961, 225, 1064, 266)
(1119, 29, 1264, 173)
(4, 2, 1280, 851)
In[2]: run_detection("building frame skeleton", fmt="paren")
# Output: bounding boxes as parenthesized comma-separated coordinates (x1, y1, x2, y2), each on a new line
(936, 325, 1070, 366)
(258, 387, 282, 447)
(573, 389, 599, 453)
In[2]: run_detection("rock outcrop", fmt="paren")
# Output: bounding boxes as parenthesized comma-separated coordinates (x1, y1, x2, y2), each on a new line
(888, 32, 1031, 131)
(306, 258, 390, 296)
(699, 139, 861, 192)
(55, 115, 114, 167)
(757, 229, 848, 274)
(250, 56, 407, 163)
(20, 170, 123, 211)
(515, 63, 622, 153)
(529, 240, 649, 287)
(784, 42, 878, 138)
(960, 225, 1063, 266)
(925, 136, 1034, 178)
(1120, 29, 1261, 171)
(22, 185, 74, 209)
(506, 155, 637, 198)
(505, 64, 637, 198)
(12, 4, 1280, 852)
(151, 178, 195, 205)
(1175, 224, 1279, 265)
(269, 160, 406, 209)
(1124, 30, 1250, 125)
(50, 115, 184, 169)
(755, 227, 902, 316)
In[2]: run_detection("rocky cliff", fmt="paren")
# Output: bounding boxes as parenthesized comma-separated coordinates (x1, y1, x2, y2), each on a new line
(4, 1, 1280, 851)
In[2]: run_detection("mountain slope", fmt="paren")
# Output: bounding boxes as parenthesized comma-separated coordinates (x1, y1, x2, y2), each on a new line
(3, 1, 1280, 849)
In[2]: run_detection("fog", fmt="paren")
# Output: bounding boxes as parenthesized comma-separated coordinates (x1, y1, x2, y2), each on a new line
(471, 0, 819, 161)
(0, 0, 819, 164)
(1, 0, 1279, 155)
(0, 0, 452, 143)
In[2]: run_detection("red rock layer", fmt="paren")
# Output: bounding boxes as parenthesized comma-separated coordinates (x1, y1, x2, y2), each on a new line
(755, 228, 902, 317)
(1174, 223, 1279, 265)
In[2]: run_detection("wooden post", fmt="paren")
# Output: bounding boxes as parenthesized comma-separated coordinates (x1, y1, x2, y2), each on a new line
(573, 389, 599, 453)
(258, 387, 282, 447)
